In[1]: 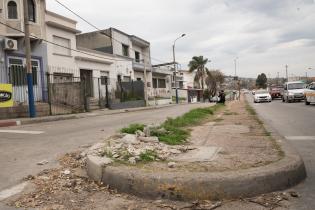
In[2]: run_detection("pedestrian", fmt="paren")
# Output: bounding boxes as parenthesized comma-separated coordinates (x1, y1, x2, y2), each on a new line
(218, 90, 226, 104)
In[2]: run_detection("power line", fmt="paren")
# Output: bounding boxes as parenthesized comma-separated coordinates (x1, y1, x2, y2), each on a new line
(53, 0, 169, 64)
(0, 20, 128, 62)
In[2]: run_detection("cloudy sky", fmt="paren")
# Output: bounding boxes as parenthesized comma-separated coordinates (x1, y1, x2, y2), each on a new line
(47, 0, 315, 78)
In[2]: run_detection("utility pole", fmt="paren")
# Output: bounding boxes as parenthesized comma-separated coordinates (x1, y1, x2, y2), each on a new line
(23, 0, 36, 117)
(172, 34, 186, 104)
(285, 65, 288, 82)
(143, 58, 148, 106)
(172, 44, 178, 104)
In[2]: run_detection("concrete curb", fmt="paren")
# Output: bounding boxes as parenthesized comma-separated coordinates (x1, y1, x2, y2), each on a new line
(86, 101, 307, 201)
(0, 120, 21, 128)
(0, 103, 179, 127)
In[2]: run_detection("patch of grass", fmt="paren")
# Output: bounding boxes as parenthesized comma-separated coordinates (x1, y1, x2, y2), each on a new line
(119, 104, 224, 146)
(139, 150, 158, 162)
(156, 125, 189, 145)
(121, 123, 145, 134)
(156, 104, 224, 145)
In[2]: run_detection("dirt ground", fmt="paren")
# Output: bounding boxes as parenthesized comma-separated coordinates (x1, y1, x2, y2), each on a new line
(4, 98, 297, 210)
(5, 152, 300, 210)
(127, 96, 282, 172)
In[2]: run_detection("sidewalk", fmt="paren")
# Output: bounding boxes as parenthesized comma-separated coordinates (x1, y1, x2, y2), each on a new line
(0, 103, 178, 128)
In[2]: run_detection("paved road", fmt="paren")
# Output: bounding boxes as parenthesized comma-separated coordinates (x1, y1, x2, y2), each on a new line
(0, 103, 212, 193)
(247, 95, 315, 210)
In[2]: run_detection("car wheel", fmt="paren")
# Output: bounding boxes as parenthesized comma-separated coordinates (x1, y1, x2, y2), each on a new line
(282, 97, 285, 102)
(305, 99, 310, 105)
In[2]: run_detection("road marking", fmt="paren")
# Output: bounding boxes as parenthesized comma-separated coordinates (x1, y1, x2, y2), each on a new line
(286, 136, 315, 141)
(0, 182, 28, 201)
(0, 130, 44, 135)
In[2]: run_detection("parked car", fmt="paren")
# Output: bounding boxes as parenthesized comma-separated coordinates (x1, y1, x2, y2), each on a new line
(282, 81, 306, 103)
(254, 89, 272, 103)
(269, 86, 284, 99)
(305, 82, 315, 105)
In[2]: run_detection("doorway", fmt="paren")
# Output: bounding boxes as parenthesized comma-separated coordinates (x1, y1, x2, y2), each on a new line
(80, 69, 93, 97)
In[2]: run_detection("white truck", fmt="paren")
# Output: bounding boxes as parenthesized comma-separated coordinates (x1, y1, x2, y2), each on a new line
(282, 81, 306, 103)
(305, 82, 315, 105)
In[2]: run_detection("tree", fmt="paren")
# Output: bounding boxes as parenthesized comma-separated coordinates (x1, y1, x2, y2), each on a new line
(205, 69, 225, 97)
(188, 56, 209, 91)
(256, 73, 268, 89)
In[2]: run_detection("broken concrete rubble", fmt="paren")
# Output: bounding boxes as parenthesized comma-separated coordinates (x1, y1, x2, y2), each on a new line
(121, 134, 139, 145)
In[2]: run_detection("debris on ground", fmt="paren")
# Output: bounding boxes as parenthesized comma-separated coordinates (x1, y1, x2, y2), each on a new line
(37, 160, 49, 166)
(246, 191, 299, 209)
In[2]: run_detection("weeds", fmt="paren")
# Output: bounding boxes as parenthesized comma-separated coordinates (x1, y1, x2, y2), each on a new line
(121, 123, 145, 134)
(120, 104, 224, 145)
(139, 150, 158, 162)
(157, 104, 224, 145)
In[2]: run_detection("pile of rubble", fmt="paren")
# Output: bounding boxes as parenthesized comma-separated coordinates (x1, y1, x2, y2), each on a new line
(82, 125, 195, 166)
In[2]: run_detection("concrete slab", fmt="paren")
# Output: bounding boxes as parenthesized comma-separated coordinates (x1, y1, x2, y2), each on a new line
(172, 146, 221, 162)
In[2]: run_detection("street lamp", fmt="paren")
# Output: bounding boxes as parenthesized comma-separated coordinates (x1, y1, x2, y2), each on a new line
(173, 34, 186, 104)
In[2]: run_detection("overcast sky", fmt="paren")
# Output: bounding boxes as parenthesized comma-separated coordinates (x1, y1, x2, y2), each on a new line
(47, 0, 315, 78)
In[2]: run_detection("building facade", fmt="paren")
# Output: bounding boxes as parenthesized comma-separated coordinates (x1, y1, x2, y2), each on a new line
(0, 0, 47, 103)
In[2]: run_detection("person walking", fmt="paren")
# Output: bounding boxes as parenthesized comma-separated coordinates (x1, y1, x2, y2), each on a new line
(218, 90, 226, 104)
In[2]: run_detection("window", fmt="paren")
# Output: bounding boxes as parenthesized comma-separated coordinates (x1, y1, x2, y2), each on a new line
(101, 76, 108, 85)
(117, 75, 122, 83)
(8, 1, 18, 19)
(135, 51, 140, 62)
(28, 0, 35, 22)
(153, 78, 157, 88)
(158, 79, 166, 88)
(122, 44, 129, 57)
(8, 58, 38, 86)
(53, 36, 71, 56)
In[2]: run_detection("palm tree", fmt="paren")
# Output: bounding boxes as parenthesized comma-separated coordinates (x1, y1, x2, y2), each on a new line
(188, 56, 209, 91)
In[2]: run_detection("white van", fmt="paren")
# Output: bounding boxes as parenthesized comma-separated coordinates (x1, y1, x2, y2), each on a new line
(282, 81, 306, 103)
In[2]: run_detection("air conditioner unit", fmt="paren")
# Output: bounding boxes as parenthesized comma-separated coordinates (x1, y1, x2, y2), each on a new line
(4, 38, 18, 50)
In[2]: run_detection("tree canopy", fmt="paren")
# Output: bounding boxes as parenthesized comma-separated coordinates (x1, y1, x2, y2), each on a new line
(188, 56, 208, 90)
(256, 73, 268, 89)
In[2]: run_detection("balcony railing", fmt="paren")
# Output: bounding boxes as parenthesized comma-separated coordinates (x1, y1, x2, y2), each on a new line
(132, 61, 152, 72)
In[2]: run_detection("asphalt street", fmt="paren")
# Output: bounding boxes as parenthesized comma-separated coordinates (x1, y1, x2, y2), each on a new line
(0, 103, 212, 193)
(247, 95, 315, 210)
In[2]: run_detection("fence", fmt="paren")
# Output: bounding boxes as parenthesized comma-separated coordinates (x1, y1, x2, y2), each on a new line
(1, 63, 146, 117)
(47, 73, 85, 115)
(0, 64, 45, 104)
